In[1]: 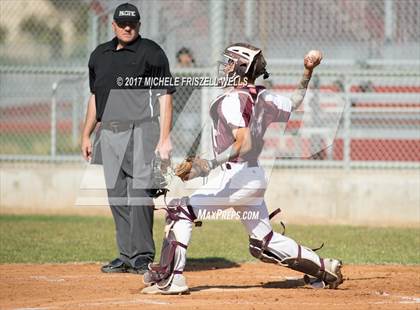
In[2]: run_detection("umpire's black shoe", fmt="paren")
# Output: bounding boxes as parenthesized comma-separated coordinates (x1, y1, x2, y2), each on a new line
(127, 259, 151, 275)
(101, 258, 129, 273)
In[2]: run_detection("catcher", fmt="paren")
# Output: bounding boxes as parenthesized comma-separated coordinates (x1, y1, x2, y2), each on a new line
(141, 43, 344, 294)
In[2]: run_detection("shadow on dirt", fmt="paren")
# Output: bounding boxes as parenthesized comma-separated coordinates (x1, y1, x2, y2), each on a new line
(262, 278, 306, 289)
(190, 284, 261, 292)
(190, 278, 307, 292)
(185, 257, 240, 271)
(345, 276, 390, 281)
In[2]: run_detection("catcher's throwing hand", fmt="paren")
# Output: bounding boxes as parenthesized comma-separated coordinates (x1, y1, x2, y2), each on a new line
(175, 156, 212, 181)
(304, 50, 323, 70)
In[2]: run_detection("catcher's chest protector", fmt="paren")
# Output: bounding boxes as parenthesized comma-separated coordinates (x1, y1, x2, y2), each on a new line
(209, 86, 280, 162)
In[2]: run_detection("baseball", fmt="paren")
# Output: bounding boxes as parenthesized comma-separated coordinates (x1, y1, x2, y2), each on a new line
(307, 50, 322, 61)
(304, 50, 323, 69)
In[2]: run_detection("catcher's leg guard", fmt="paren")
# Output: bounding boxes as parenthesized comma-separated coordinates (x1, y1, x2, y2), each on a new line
(281, 249, 343, 289)
(143, 197, 197, 290)
(249, 231, 343, 289)
(249, 231, 282, 264)
(143, 231, 187, 289)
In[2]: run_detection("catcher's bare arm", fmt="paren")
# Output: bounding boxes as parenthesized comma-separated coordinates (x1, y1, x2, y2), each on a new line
(290, 50, 322, 111)
(175, 127, 252, 181)
(210, 127, 252, 167)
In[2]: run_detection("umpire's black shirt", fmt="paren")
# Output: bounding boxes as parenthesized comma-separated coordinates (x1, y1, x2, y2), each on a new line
(88, 35, 175, 122)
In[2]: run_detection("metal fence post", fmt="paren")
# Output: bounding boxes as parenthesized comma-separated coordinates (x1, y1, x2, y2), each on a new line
(384, 0, 394, 44)
(51, 82, 58, 159)
(149, 1, 160, 41)
(89, 10, 98, 55)
(107, 11, 113, 41)
(245, 0, 255, 42)
(210, 0, 225, 65)
(72, 89, 79, 147)
(200, 87, 210, 156)
(343, 77, 352, 170)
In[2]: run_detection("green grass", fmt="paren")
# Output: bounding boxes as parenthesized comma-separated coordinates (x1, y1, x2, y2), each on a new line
(0, 132, 80, 155)
(0, 214, 418, 264)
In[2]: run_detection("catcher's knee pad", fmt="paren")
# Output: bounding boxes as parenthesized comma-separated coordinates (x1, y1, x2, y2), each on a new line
(164, 196, 201, 226)
(249, 231, 283, 264)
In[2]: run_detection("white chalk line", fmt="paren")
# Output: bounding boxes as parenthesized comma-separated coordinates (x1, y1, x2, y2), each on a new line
(8, 274, 134, 283)
(13, 307, 55, 310)
(374, 291, 420, 304)
(12, 298, 169, 310)
(29, 276, 65, 282)
(75, 298, 169, 307)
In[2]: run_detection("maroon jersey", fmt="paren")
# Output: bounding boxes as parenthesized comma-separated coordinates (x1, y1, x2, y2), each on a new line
(209, 85, 292, 163)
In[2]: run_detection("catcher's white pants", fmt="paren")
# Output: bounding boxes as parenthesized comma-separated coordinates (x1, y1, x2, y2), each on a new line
(172, 162, 319, 272)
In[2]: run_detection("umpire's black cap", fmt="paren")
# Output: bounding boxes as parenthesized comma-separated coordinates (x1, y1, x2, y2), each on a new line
(113, 3, 140, 23)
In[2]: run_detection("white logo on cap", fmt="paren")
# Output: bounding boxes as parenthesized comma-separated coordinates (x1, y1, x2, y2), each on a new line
(119, 10, 136, 16)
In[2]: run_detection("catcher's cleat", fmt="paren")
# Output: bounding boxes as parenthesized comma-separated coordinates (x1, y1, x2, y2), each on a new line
(303, 259, 343, 289)
(142, 270, 154, 287)
(141, 274, 189, 295)
(323, 258, 344, 289)
(303, 275, 326, 289)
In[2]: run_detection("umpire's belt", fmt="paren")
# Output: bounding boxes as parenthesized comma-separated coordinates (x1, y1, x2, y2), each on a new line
(101, 118, 157, 133)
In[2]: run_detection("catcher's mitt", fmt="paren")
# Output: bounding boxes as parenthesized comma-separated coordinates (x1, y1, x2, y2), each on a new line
(175, 156, 211, 181)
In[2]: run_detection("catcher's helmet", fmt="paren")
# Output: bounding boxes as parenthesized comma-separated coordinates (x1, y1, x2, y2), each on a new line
(219, 43, 269, 82)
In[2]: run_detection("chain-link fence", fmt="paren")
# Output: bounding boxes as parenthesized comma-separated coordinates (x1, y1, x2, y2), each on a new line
(267, 70, 420, 169)
(1, 0, 418, 67)
(0, 0, 419, 168)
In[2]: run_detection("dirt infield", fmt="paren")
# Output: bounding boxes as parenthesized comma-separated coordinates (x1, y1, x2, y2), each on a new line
(0, 263, 419, 310)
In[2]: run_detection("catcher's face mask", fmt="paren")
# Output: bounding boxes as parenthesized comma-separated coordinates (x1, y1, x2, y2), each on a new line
(217, 55, 236, 81)
(217, 44, 263, 85)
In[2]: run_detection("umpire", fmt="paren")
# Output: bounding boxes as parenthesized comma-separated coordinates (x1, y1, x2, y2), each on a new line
(81, 3, 174, 274)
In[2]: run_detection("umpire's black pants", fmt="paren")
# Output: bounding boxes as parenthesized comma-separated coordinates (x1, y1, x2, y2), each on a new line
(100, 120, 159, 267)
